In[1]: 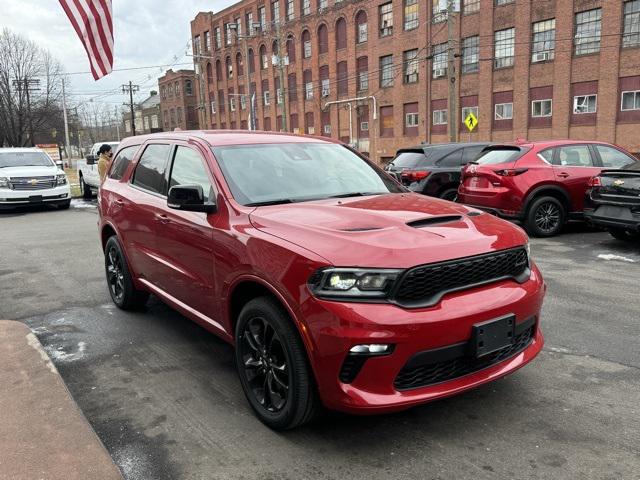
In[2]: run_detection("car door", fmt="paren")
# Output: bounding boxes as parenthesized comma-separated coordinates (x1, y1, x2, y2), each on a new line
(552, 144, 601, 212)
(151, 143, 216, 319)
(121, 142, 172, 282)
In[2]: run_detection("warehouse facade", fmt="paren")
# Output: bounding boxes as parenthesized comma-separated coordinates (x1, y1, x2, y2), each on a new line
(190, 0, 640, 163)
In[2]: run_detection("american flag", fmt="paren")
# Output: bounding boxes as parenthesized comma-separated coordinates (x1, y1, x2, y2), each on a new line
(59, 0, 114, 80)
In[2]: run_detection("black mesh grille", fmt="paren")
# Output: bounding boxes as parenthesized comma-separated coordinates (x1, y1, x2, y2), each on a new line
(394, 326, 534, 391)
(392, 248, 528, 307)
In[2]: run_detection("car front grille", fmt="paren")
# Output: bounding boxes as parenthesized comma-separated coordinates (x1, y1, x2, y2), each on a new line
(394, 323, 535, 391)
(392, 247, 529, 308)
(10, 176, 57, 190)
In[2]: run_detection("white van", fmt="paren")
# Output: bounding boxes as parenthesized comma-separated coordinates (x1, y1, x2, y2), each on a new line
(0, 148, 71, 209)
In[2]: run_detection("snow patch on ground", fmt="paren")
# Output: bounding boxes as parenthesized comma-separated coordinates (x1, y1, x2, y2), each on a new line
(597, 254, 636, 263)
(46, 342, 87, 363)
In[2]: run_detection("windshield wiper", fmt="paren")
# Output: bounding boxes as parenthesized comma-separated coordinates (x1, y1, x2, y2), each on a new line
(245, 199, 296, 207)
(327, 192, 386, 199)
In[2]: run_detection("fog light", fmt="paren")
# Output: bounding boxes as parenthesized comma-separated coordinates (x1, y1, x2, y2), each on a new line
(349, 344, 392, 354)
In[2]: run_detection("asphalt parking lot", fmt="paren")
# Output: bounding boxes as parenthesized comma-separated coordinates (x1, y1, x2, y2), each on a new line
(1, 201, 639, 480)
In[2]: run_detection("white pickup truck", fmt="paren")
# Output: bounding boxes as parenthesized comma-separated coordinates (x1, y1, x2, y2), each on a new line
(77, 141, 119, 198)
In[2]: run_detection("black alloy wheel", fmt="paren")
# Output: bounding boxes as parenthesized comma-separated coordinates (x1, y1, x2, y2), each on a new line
(235, 297, 320, 430)
(525, 196, 565, 237)
(80, 175, 92, 199)
(240, 316, 290, 413)
(103, 236, 149, 310)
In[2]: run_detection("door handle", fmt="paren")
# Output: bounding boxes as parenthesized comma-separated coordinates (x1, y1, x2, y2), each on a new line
(557, 172, 570, 178)
(155, 213, 170, 224)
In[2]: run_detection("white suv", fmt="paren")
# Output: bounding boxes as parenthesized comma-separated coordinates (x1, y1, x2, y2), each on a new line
(0, 148, 71, 209)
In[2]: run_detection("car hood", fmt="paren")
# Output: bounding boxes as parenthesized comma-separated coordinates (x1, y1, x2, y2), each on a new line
(0, 165, 60, 178)
(249, 193, 528, 268)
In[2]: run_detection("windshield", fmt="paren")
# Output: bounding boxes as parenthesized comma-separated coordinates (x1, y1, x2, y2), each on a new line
(0, 151, 54, 168)
(211, 143, 404, 206)
(475, 147, 527, 165)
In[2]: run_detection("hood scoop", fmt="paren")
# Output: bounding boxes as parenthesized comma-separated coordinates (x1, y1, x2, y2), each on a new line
(339, 226, 383, 232)
(407, 216, 463, 228)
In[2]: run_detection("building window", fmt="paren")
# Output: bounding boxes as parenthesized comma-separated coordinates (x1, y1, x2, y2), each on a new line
(432, 43, 447, 78)
(495, 0, 514, 5)
(432, 0, 454, 23)
(463, 0, 480, 14)
(218, 91, 225, 113)
(336, 18, 347, 49)
(432, 109, 447, 125)
(494, 27, 515, 69)
(246, 12, 254, 35)
(403, 49, 419, 83)
(286, 0, 295, 21)
(305, 112, 315, 134)
(532, 99, 553, 117)
(151, 115, 159, 129)
(185, 80, 193, 95)
(259, 6, 266, 30)
(461, 106, 478, 122)
(226, 57, 233, 78)
(302, 0, 311, 15)
(225, 23, 232, 46)
(573, 94, 597, 114)
(144, 116, 150, 131)
(404, 0, 419, 30)
(361, 121, 369, 131)
(125, 119, 131, 133)
(237, 52, 244, 76)
(319, 65, 329, 96)
(204, 31, 211, 51)
(319, 0, 328, 10)
(264, 91, 271, 106)
(288, 73, 297, 101)
(356, 11, 368, 43)
(318, 24, 328, 54)
(532, 19, 555, 62)
(379, 2, 393, 37)
(235, 17, 242, 36)
(214, 27, 221, 49)
(229, 96, 236, 112)
(379, 55, 394, 87)
(575, 9, 602, 55)
(623, 1, 640, 48)
(621, 90, 640, 110)
(405, 112, 419, 127)
(380, 105, 394, 137)
(461, 36, 479, 73)
(211, 100, 216, 114)
(357, 56, 368, 91)
(323, 124, 331, 135)
(276, 88, 283, 105)
(337, 61, 348, 95)
(272, 0, 281, 23)
(193, 35, 201, 55)
(240, 94, 247, 110)
(175, 81, 181, 96)
(260, 45, 268, 69)
(304, 69, 314, 99)
(495, 102, 513, 119)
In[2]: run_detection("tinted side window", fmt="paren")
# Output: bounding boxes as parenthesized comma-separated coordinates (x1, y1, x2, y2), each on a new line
(391, 151, 430, 168)
(538, 149, 554, 164)
(169, 147, 215, 202)
(438, 149, 463, 167)
(461, 146, 486, 164)
(132, 144, 171, 194)
(109, 145, 139, 180)
(556, 145, 594, 167)
(595, 145, 636, 169)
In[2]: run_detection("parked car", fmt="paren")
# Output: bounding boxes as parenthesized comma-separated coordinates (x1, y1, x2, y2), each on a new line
(0, 147, 70, 209)
(99, 131, 544, 429)
(457, 140, 639, 237)
(77, 141, 119, 198)
(585, 161, 640, 241)
(384, 143, 492, 201)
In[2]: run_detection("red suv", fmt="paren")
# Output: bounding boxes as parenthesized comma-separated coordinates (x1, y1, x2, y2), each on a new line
(99, 131, 545, 429)
(458, 140, 639, 237)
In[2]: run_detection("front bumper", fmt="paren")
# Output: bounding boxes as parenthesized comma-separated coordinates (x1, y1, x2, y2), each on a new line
(301, 263, 545, 414)
(0, 185, 71, 208)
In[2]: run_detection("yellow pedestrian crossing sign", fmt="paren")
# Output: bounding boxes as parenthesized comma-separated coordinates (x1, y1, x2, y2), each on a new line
(464, 112, 478, 132)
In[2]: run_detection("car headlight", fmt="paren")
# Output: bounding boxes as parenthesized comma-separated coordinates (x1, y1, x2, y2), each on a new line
(56, 174, 67, 186)
(308, 268, 403, 300)
(0, 177, 8, 189)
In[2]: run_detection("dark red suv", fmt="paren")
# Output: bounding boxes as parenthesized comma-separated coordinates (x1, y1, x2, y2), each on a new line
(458, 141, 639, 237)
(99, 131, 545, 429)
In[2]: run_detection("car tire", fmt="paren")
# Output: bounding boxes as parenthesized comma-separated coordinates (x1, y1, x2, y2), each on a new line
(235, 297, 320, 430)
(439, 188, 458, 202)
(80, 175, 92, 199)
(57, 200, 71, 210)
(524, 196, 566, 237)
(608, 227, 640, 242)
(104, 236, 149, 310)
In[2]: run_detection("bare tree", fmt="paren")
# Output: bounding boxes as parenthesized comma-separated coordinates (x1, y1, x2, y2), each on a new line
(0, 28, 63, 147)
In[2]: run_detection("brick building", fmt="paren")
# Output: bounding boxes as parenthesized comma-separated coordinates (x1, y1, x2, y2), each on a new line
(123, 91, 162, 135)
(158, 69, 199, 131)
(190, 0, 640, 163)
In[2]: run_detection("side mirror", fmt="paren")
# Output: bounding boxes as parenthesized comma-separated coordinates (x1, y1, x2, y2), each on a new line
(167, 184, 217, 213)
(86, 154, 96, 165)
(55, 161, 64, 168)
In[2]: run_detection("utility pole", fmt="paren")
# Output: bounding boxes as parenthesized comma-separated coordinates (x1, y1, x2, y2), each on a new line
(447, 0, 457, 143)
(122, 81, 139, 136)
(14, 77, 40, 146)
(274, 17, 288, 132)
(61, 78, 71, 164)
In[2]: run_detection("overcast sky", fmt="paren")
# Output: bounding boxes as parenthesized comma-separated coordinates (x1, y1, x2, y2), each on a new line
(0, 0, 236, 111)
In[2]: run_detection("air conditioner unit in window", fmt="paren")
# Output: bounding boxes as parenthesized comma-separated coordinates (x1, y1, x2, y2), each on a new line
(323, 125, 331, 134)
(434, 68, 447, 78)
(532, 51, 549, 63)
(308, 126, 315, 134)
(321, 87, 330, 97)
(318, 7, 327, 13)
(271, 55, 279, 66)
